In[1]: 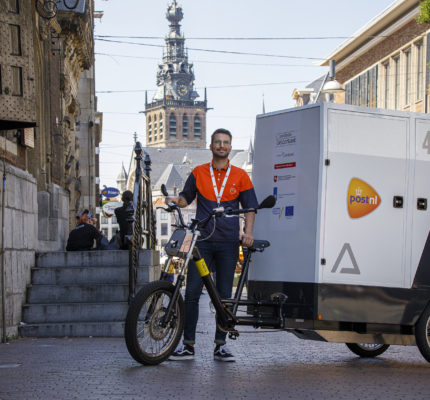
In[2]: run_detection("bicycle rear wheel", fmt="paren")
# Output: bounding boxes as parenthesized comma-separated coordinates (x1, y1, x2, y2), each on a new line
(124, 281, 184, 365)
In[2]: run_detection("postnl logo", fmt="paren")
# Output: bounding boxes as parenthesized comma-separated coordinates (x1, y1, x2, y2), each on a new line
(347, 178, 381, 219)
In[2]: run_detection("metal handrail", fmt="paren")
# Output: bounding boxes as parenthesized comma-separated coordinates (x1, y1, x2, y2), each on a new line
(128, 142, 155, 303)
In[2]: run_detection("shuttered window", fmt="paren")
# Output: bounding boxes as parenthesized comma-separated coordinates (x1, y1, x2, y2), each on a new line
(169, 114, 177, 136)
(194, 116, 201, 136)
(11, 66, 22, 96)
(7, 0, 19, 13)
(9, 24, 21, 56)
(183, 115, 188, 136)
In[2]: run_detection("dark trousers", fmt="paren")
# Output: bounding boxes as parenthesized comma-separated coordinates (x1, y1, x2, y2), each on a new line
(183, 240, 239, 345)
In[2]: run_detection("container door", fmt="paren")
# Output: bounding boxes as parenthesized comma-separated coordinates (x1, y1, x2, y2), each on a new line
(409, 118, 430, 287)
(321, 109, 408, 288)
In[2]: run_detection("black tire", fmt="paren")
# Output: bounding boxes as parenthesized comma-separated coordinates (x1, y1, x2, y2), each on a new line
(124, 281, 184, 365)
(346, 342, 390, 358)
(415, 304, 430, 363)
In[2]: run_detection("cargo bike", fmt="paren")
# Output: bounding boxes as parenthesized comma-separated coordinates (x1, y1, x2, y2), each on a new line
(125, 102, 430, 365)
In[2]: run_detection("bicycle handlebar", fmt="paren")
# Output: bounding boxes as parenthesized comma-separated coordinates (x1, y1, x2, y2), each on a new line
(159, 183, 276, 231)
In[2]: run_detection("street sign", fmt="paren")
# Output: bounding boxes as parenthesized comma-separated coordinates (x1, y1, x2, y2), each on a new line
(101, 187, 120, 198)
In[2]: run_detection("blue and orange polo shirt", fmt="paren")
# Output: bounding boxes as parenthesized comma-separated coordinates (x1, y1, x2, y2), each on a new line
(179, 162, 258, 242)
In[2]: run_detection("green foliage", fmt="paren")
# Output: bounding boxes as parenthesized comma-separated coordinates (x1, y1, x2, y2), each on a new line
(417, 0, 430, 24)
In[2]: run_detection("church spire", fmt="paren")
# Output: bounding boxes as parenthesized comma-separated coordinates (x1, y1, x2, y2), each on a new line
(152, 1, 198, 102)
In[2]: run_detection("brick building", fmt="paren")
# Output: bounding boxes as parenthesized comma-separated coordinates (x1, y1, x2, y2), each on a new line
(295, 0, 430, 113)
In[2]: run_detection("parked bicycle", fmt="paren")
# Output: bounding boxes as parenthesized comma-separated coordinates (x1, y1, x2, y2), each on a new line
(124, 184, 277, 365)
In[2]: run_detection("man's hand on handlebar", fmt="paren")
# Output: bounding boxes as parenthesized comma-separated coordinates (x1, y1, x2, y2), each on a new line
(165, 196, 188, 208)
(240, 233, 254, 248)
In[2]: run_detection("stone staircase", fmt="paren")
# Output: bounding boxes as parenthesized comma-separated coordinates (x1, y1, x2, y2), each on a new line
(19, 250, 160, 337)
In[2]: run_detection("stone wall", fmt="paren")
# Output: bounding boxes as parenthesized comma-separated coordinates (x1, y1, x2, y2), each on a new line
(0, 162, 37, 339)
(37, 183, 69, 252)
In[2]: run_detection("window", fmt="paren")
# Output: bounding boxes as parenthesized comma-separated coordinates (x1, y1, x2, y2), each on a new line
(416, 41, 424, 101)
(8, 0, 19, 13)
(194, 116, 201, 136)
(344, 65, 377, 108)
(183, 115, 188, 136)
(102, 229, 109, 237)
(405, 49, 411, 105)
(169, 114, 177, 136)
(393, 56, 400, 109)
(160, 210, 168, 220)
(112, 216, 117, 224)
(383, 62, 390, 109)
(154, 115, 158, 139)
(161, 223, 168, 236)
(359, 73, 368, 106)
(11, 66, 22, 96)
(9, 24, 21, 56)
(159, 113, 163, 137)
(148, 116, 152, 141)
(102, 217, 108, 224)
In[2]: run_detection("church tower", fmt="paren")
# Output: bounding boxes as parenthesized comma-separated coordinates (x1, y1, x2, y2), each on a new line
(145, 1, 207, 148)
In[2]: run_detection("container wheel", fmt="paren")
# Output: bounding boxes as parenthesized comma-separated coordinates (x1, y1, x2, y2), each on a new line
(415, 304, 430, 363)
(346, 343, 389, 357)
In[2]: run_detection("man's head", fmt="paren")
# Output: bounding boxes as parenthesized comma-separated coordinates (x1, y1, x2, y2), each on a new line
(210, 128, 232, 160)
(121, 190, 133, 203)
(77, 209, 92, 224)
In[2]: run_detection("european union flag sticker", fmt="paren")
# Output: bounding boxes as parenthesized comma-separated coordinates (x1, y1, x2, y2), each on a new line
(285, 206, 294, 217)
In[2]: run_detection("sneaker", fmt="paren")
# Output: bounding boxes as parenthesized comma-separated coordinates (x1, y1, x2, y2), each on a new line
(169, 344, 194, 360)
(214, 345, 235, 362)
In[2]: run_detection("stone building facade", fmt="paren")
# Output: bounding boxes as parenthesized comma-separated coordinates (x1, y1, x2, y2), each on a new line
(0, 0, 100, 339)
(144, 0, 207, 149)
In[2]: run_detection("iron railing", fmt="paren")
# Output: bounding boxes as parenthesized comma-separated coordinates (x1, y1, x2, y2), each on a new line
(128, 142, 155, 303)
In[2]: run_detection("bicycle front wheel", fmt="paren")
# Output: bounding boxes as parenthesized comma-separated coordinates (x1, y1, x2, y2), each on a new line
(124, 280, 184, 365)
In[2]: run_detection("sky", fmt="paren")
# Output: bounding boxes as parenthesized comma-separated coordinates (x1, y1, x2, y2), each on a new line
(94, 0, 396, 188)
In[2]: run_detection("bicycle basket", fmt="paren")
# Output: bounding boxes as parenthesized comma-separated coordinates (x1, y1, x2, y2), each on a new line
(165, 229, 193, 257)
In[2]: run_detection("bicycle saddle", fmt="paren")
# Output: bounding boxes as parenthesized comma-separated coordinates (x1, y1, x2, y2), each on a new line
(248, 240, 270, 252)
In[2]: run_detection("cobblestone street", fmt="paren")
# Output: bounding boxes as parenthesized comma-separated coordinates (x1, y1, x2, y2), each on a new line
(1, 297, 429, 400)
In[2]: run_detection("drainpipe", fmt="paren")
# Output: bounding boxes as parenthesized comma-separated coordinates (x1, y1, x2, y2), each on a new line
(1, 160, 6, 342)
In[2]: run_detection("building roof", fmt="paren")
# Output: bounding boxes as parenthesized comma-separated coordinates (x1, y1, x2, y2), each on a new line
(125, 146, 247, 190)
(319, 0, 420, 68)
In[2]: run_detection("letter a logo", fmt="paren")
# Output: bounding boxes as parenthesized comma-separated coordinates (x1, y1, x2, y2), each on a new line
(347, 178, 381, 219)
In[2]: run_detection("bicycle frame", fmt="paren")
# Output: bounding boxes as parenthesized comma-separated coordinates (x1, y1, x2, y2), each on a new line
(156, 187, 281, 336)
(160, 228, 237, 335)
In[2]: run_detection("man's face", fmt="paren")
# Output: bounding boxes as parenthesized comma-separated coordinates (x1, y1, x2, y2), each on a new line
(80, 212, 89, 224)
(210, 133, 231, 159)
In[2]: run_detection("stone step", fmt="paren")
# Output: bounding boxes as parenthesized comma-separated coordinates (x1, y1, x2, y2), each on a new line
(19, 321, 125, 338)
(36, 250, 158, 268)
(31, 266, 154, 285)
(26, 284, 144, 303)
(22, 302, 129, 323)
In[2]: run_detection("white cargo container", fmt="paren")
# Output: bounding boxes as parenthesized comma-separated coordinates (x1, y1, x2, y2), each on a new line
(250, 102, 430, 359)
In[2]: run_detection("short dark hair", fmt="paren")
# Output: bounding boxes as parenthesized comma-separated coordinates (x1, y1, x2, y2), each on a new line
(121, 190, 133, 202)
(211, 128, 232, 144)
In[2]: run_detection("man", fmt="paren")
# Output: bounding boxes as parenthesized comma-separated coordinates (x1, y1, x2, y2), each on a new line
(114, 190, 134, 250)
(166, 128, 258, 362)
(66, 209, 102, 251)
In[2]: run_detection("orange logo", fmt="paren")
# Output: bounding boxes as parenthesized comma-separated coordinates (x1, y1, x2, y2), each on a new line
(347, 178, 381, 219)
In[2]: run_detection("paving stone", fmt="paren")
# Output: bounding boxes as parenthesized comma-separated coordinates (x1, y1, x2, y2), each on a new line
(1, 295, 429, 400)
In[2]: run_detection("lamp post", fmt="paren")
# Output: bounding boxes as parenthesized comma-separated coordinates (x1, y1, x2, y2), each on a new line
(321, 60, 344, 102)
